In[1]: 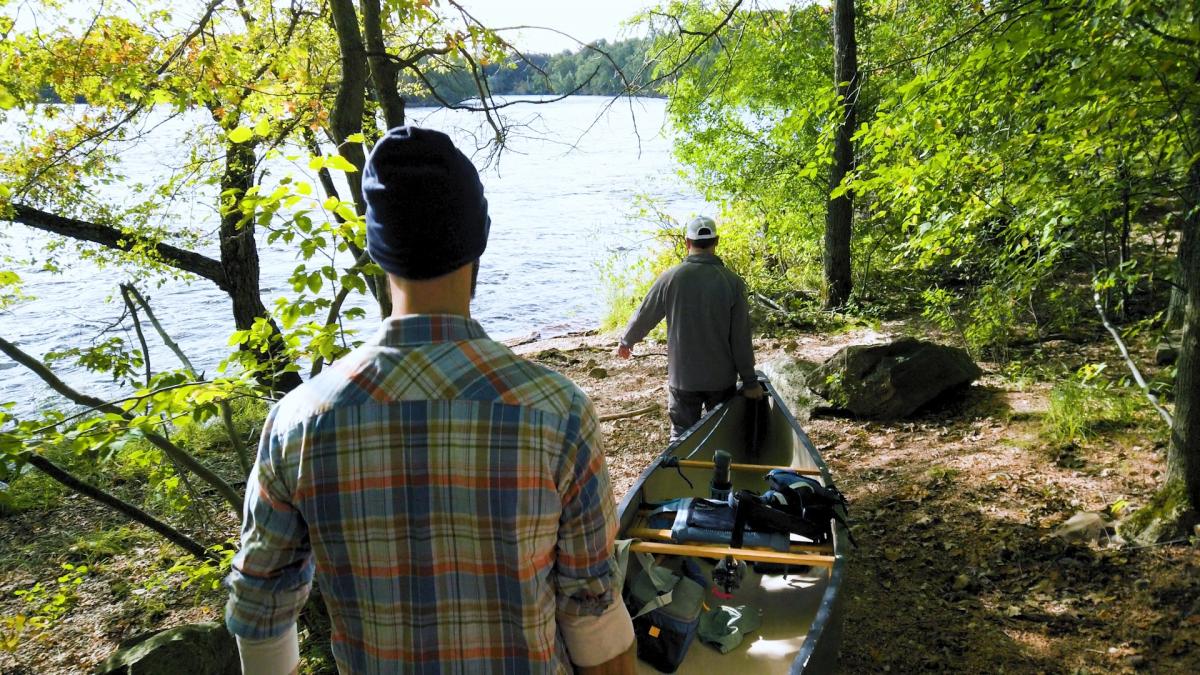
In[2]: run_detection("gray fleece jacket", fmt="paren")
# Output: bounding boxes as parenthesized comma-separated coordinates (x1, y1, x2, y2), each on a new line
(620, 252, 756, 391)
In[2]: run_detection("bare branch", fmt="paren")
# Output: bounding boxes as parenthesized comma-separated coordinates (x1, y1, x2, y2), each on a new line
(0, 335, 243, 510)
(23, 453, 218, 561)
(6, 204, 229, 290)
(599, 403, 660, 422)
(119, 284, 153, 386)
(640, 0, 746, 90)
(1094, 290, 1174, 428)
(158, 0, 227, 76)
(864, 0, 1041, 75)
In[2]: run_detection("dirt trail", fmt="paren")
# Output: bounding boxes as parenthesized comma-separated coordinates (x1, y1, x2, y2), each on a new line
(515, 328, 1200, 675)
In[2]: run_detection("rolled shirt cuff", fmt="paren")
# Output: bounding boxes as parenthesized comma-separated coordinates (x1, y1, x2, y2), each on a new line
(236, 623, 300, 675)
(559, 598, 636, 667)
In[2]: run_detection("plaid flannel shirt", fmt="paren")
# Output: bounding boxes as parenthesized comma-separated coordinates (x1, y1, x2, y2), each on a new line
(225, 315, 620, 674)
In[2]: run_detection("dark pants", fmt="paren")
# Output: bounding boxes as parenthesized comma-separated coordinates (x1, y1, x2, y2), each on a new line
(668, 385, 737, 440)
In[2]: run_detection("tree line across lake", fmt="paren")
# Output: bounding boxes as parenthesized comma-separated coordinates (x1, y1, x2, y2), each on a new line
(33, 37, 659, 106)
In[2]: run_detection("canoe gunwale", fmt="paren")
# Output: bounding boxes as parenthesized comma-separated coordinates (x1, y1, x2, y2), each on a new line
(758, 375, 849, 674)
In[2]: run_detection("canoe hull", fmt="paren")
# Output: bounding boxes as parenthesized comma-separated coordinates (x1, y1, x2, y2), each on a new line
(616, 375, 847, 674)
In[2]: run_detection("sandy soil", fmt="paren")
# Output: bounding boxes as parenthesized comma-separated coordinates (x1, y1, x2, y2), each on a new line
(2, 327, 1198, 674)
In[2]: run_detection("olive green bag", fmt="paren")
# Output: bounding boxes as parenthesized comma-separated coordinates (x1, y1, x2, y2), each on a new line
(614, 539, 707, 673)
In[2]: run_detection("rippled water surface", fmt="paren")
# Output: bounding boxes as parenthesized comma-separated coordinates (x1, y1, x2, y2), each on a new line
(2, 97, 705, 414)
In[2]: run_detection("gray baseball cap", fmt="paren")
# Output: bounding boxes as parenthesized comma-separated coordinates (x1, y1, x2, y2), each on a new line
(686, 216, 717, 240)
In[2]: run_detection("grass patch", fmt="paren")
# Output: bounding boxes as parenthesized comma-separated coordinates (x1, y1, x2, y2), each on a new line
(597, 235, 676, 339)
(0, 459, 69, 517)
(925, 465, 960, 488)
(66, 525, 150, 564)
(1042, 370, 1141, 445)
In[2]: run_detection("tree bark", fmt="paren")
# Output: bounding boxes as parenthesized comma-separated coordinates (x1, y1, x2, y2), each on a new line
(1169, 156, 1200, 511)
(328, 0, 369, 193)
(329, 0, 392, 317)
(361, 0, 407, 129)
(823, 0, 858, 310)
(24, 454, 218, 560)
(219, 140, 304, 393)
(1167, 255, 1186, 331)
(220, 142, 271, 334)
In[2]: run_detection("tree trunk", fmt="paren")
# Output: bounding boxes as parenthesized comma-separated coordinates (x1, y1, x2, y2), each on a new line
(220, 140, 304, 393)
(330, 0, 392, 317)
(361, 0, 406, 130)
(1167, 255, 1186, 331)
(1169, 156, 1200, 511)
(823, 0, 857, 310)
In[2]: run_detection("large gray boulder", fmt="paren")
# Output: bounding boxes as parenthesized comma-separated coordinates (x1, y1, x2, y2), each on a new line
(759, 357, 821, 422)
(805, 338, 981, 420)
(95, 622, 239, 675)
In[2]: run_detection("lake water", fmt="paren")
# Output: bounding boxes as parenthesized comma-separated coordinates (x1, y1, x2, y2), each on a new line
(1, 97, 705, 415)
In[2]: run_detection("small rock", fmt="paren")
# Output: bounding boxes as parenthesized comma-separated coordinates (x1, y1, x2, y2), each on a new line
(95, 622, 238, 675)
(1125, 655, 1147, 669)
(588, 367, 608, 379)
(1053, 512, 1112, 544)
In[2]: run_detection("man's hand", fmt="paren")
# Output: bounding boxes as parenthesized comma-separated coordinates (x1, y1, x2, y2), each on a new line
(742, 383, 765, 400)
(616, 344, 632, 359)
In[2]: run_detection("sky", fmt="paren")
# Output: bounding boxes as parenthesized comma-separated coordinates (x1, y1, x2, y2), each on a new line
(4, 1, 795, 54)
(461, 0, 657, 53)
(2, 0, 661, 53)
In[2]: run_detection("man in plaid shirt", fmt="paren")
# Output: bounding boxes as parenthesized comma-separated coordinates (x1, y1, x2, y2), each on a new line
(225, 126, 635, 674)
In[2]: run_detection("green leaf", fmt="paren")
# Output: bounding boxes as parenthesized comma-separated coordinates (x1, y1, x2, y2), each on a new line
(333, 203, 359, 223)
(227, 126, 254, 144)
(325, 155, 358, 173)
(345, 133, 366, 143)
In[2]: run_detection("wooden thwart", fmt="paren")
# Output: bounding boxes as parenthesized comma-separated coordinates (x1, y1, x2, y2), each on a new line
(629, 540, 836, 568)
(627, 527, 833, 554)
(674, 459, 821, 475)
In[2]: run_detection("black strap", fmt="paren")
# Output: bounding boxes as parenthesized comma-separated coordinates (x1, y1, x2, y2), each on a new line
(730, 493, 750, 549)
(731, 490, 829, 544)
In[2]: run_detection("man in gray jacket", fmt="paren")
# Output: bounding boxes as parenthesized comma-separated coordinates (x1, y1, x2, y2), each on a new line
(616, 216, 763, 439)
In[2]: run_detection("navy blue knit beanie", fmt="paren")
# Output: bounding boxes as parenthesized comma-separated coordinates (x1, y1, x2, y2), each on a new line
(363, 126, 490, 280)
